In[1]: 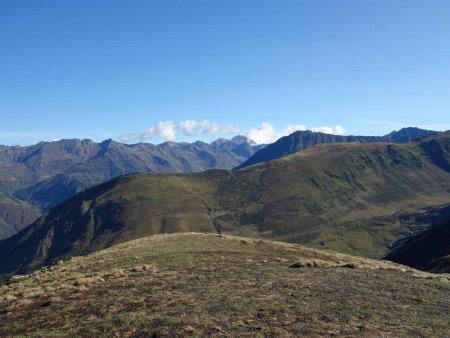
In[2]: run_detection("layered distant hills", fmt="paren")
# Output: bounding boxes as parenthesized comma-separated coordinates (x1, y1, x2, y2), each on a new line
(0, 136, 263, 236)
(235, 127, 438, 169)
(2, 131, 450, 276)
(13, 136, 264, 210)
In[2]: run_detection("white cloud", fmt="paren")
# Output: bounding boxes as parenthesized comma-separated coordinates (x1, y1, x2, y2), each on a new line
(245, 123, 308, 145)
(245, 123, 347, 145)
(179, 119, 240, 136)
(120, 120, 240, 143)
(284, 124, 308, 135)
(120, 121, 177, 143)
(179, 120, 201, 136)
(119, 119, 346, 144)
(311, 125, 346, 135)
(246, 123, 278, 145)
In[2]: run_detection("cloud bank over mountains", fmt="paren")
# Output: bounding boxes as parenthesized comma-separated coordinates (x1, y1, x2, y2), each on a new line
(119, 120, 346, 145)
(246, 123, 346, 144)
(119, 120, 240, 143)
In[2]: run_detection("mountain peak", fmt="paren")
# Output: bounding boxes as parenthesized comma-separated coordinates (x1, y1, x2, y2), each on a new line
(210, 135, 250, 147)
(210, 138, 228, 146)
(99, 138, 121, 149)
(385, 127, 439, 143)
(231, 135, 250, 144)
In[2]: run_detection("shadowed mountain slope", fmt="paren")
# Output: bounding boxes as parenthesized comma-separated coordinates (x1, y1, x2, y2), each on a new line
(0, 196, 41, 239)
(1, 233, 449, 337)
(1, 133, 450, 275)
(386, 218, 450, 273)
(235, 127, 438, 169)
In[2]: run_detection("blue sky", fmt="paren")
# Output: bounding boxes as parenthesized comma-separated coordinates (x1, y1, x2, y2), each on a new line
(1, 0, 450, 145)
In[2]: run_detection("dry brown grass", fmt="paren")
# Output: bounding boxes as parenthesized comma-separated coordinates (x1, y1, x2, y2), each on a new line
(0, 233, 449, 337)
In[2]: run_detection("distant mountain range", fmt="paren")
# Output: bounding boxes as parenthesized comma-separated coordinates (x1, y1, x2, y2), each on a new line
(235, 127, 439, 169)
(0, 136, 263, 237)
(2, 131, 449, 276)
(0, 127, 443, 243)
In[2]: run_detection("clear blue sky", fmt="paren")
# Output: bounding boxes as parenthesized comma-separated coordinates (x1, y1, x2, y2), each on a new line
(1, 0, 450, 145)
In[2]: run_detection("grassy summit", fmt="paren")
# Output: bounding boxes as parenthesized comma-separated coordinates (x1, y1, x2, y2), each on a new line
(1, 233, 449, 337)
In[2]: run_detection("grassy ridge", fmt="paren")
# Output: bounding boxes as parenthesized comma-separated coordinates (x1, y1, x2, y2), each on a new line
(1, 233, 449, 337)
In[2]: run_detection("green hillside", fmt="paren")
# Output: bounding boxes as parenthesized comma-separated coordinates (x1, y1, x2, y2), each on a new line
(0, 137, 262, 236)
(235, 127, 438, 169)
(0, 129, 438, 238)
(1, 133, 450, 276)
